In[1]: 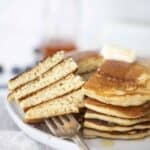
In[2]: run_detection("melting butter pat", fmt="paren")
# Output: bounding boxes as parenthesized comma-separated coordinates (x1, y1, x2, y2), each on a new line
(101, 45, 136, 63)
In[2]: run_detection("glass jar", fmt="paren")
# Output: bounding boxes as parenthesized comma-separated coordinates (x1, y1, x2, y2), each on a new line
(41, 0, 80, 57)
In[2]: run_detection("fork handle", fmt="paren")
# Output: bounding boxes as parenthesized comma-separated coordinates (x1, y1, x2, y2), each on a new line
(72, 133, 89, 150)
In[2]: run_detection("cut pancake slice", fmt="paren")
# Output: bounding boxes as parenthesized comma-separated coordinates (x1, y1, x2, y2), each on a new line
(85, 98, 150, 119)
(85, 110, 150, 126)
(10, 58, 77, 100)
(7, 92, 15, 101)
(84, 119, 150, 132)
(24, 89, 84, 123)
(8, 51, 64, 91)
(20, 74, 84, 110)
(83, 128, 150, 140)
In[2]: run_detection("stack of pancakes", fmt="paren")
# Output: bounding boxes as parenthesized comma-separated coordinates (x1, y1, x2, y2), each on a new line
(83, 59, 150, 139)
(66, 50, 103, 80)
(8, 51, 84, 123)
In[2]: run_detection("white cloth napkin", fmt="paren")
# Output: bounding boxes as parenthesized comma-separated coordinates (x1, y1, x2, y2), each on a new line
(0, 131, 48, 150)
(0, 91, 53, 150)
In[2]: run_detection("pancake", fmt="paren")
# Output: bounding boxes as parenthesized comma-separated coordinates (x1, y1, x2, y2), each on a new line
(8, 51, 64, 91)
(85, 98, 150, 119)
(66, 50, 103, 74)
(9, 58, 77, 100)
(20, 74, 84, 111)
(85, 110, 150, 126)
(24, 89, 84, 123)
(84, 119, 150, 132)
(83, 128, 150, 140)
(7, 92, 14, 102)
(83, 60, 150, 106)
(80, 71, 95, 81)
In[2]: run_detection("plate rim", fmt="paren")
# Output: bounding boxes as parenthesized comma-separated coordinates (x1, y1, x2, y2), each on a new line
(5, 99, 79, 150)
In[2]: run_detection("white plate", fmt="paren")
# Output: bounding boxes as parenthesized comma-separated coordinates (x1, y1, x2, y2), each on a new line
(5, 98, 150, 150)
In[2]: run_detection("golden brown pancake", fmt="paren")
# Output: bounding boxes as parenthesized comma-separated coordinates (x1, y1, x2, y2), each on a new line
(85, 110, 150, 126)
(24, 89, 84, 123)
(66, 50, 103, 74)
(7, 50, 86, 124)
(98, 60, 145, 82)
(83, 60, 150, 106)
(80, 71, 95, 81)
(85, 98, 150, 119)
(8, 51, 64, 91)
(20, 74, 84, 111)
(83, 128, 150, 140)
(9, 58, 77, 100)
(84, 119, 150, 132)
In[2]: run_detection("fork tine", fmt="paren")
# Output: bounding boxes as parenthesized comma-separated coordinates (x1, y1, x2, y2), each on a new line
(52, 117, 66, 136)
(59, 116, 67, 124)
(44, 119, 56, 135)
(67, 114, 77, 123)
(67, 114, 81, 130)
(51, 117, 62, 128)
(45, 117, 89, 149)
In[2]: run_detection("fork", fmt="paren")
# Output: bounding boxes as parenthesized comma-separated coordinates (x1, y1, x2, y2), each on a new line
(45, 114, 89, 150)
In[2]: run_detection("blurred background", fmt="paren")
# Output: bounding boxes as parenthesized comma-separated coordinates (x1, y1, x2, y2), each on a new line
(1, 0, 150, 87)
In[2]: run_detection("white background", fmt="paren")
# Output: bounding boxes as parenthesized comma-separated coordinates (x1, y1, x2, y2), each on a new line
(1, 0, 150, 70)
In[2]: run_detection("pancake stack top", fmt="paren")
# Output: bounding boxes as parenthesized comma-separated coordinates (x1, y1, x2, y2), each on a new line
(8, 51, 85, 123)
(83, 46, 150, 140)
